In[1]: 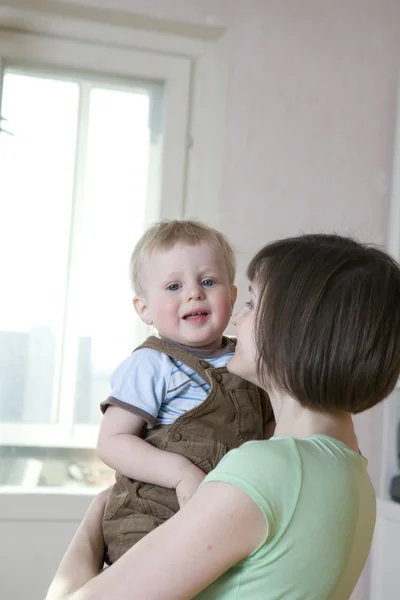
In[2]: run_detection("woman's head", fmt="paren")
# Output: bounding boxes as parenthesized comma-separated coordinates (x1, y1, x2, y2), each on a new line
(229, 233, 400, 414)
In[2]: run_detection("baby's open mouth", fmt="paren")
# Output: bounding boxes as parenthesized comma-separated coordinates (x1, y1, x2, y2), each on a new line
(182, 311, 209, 319)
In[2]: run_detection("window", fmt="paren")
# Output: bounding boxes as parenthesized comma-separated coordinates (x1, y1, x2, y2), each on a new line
(0, 27, 191, 488)
(1, 67, 156, 429)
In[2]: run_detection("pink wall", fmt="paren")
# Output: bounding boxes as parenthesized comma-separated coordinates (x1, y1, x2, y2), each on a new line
(54, 1, 400, 596)
(53, 3, 400, 239)
(58, 0, 400, 248)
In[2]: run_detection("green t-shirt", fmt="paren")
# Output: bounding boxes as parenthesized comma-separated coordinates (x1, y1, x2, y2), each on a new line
(196, 435, 376, 600)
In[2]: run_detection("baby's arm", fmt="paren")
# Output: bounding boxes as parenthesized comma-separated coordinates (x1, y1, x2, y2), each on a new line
(97, 406, 205, 502)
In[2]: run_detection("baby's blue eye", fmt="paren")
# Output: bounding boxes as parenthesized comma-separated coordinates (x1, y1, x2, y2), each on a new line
(202, 279, 215, 287)
(167, 283, 181, 292)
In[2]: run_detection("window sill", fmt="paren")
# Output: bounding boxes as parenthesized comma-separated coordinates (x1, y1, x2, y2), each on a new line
(0, 488, 101, 521)
(0, 445, 114, 489)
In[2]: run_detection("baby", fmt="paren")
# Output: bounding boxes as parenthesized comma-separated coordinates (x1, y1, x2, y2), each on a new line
(98, 219, 274, 564)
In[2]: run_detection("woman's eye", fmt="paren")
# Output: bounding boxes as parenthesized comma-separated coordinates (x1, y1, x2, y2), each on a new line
(201, 279, 215, 287)
(245, 300, 253, 309)
(167, 283, 181, 292)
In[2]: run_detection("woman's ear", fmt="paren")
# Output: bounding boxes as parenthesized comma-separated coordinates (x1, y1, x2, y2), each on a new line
(133, 296, 153, 325)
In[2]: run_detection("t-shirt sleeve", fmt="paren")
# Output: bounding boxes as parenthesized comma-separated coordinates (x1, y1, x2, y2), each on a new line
(100, 349, 170, 426)
(201, 441, 296, 551)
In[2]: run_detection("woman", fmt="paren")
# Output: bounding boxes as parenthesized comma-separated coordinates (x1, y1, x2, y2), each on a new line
(47, 233, 400, 600)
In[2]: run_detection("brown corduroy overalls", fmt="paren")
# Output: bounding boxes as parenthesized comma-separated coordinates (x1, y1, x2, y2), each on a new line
(102, 335, 273, 565)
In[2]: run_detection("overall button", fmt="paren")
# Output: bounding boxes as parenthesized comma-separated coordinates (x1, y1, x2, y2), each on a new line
(170, 432, 182, 442)
(198, 360, 209, 368)
(213, 372, 223, 383)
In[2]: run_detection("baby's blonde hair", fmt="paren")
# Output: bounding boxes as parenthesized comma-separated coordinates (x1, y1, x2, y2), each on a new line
(130, 219, 236, 294)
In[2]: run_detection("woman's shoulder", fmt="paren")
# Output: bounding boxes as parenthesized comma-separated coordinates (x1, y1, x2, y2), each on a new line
(205, 438, 302, 493)
(223, 437, 301, 466)
(202, 439, 303, 544)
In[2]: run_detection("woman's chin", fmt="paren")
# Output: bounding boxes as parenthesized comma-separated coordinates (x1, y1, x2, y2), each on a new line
(227, 355, 262, 387)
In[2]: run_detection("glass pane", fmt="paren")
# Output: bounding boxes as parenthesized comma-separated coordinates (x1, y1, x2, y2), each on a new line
(72, 86, 153, 424)
(0, 71, 79, 423)
(0, 445, 114, 489)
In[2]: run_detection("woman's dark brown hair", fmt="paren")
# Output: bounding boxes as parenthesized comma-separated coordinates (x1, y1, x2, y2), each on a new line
(248, 233, 400, 413)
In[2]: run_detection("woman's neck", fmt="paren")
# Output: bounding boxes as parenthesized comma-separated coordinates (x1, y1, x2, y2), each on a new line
(271, 391, 358, 453)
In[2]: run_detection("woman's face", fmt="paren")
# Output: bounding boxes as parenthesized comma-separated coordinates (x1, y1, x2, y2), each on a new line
(227, 283, 261, 387)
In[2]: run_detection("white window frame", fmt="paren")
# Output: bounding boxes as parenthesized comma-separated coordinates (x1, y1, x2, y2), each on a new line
(0, 64, 167, 449)
(0, 4, 228, 449)
(0, 28, 191, 219)
(0, 2, 229, 222)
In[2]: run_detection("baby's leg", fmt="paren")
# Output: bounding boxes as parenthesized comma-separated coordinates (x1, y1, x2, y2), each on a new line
(103, 476, 179, 564)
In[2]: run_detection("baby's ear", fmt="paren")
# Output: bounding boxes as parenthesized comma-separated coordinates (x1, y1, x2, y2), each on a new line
(133, 296, 153, 325)
(230, 285, 238, 308)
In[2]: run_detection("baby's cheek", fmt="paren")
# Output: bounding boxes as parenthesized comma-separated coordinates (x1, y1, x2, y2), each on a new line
(215, 297, 234, 321)
(154, 298, 177, 318)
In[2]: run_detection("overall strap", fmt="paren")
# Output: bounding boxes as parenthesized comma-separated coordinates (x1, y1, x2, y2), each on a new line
(136, 335, 235, 380)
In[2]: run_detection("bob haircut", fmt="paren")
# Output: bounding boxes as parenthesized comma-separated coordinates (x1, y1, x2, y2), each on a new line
(248, 233, 400, 414)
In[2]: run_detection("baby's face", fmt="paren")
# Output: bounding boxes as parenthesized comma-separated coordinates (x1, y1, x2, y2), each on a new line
(135, 242, 236, 349)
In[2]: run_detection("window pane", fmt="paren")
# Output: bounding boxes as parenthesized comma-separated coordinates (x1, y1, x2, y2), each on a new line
(72, 86, 152, 424)
(0, 67, 163, 489)
(0, 445, 114, 488)
(0, 71, 79, 423)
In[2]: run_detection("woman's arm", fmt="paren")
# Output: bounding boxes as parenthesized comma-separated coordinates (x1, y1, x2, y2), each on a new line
(46, 481, 267, 600)
(46, 490, 108, 600)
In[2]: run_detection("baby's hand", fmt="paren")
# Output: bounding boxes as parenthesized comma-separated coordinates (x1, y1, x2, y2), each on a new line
(175, 463, 206, 508)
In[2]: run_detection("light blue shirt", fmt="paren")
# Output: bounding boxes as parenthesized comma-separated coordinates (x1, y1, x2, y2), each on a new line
(109, 347, 234, 426)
